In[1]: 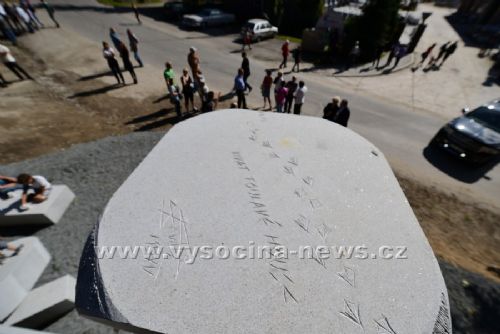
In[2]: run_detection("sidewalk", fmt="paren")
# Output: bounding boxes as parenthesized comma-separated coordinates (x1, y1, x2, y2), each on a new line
(327, 3, 499, 120)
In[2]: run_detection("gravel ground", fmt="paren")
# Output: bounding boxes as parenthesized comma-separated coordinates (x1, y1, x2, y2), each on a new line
(1, 131, 498, 334)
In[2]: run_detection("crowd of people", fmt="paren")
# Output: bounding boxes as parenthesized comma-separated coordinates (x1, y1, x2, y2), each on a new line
(322, 96, 351, 127)
(0, 0, 58, 85)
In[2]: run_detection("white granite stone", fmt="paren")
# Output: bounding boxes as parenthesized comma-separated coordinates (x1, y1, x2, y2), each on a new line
(0, 237, 51, 321)
(0, 325, 55, 334)
(0, 185, 75, 226)
(76, 110, 452, 334)
(5, 275, 75, 328)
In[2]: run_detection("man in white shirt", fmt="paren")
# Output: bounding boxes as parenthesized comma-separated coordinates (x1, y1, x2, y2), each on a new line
(293, 80, 307, 115)
(0, 43, 33, 80)
(17, 173, 52, 210)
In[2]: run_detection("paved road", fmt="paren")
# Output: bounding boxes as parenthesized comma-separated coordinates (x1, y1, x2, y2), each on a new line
(46, 0, 499, 210)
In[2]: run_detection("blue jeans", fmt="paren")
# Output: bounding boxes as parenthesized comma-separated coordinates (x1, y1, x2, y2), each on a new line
(0, 179, 22, 196)
(276, 104, 284, 113)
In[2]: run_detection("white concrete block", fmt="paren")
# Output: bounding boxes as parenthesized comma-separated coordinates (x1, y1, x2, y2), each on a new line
(0, 185, 75, 226)
(76, 110, 452, 333)
(0, 237, 51, 321)
(0, 325, 55, 334)
(5, 275, 75, 328)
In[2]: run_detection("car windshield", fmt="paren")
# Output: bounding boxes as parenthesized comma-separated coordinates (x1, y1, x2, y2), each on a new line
(199, 9, 212, 16)
(245, 23, 256, 30)
(466, 106, 500, 133)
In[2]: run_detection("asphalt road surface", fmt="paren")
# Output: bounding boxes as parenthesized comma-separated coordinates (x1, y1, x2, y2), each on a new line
(44, 0, 500, 210)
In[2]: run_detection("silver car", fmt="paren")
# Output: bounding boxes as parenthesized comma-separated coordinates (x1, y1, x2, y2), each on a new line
(182, 8, 236, 29)
(241, 19, 278, 42)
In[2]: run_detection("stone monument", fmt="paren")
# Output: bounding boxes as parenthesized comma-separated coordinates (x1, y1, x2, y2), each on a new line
(76, 110, 452, 333)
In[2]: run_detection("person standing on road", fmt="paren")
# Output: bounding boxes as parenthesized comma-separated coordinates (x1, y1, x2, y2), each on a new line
(118, 42, 138, 84)
(233, 68, 247, 109)
(241, 52, 252, 92)
(109, 27, 122, 50)
(242, 28, 252, 51)
(275, 81, 288, 113)
(291, 46, 301, 72)
(39, 0, 59, 28)
(0, 13, 16, 45)
(383, 43, 398, 68)
(273, 70, 284, 108)
(180, 68, 194, 112)
(334, 99, 350, 127)
(323, 97, 340, 121)
(0, 43, 33, 80)
(392, 44, 406, 68)
(21, 0, 43, 29)
(132, 2, 141, 25)
(15, 4, 35, 33)
(440, 41, 458, 66)
(261, 69, 273, 110)
(284, 76, 297, 113)
(187, 46, 200, 81)
(2, 2, 24, 34)
(127, 29, 143, 67)
(279, 40, 289, 69)
(102, 41, 124, 85)
(163, 61, 175, 88)
(167, 78, 182, 120)
(293, 80, 307, 115)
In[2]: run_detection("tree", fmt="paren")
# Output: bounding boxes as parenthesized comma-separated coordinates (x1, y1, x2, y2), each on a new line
(350, 0, 402, 60)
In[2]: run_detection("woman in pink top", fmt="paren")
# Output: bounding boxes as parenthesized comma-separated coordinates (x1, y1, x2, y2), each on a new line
(275, 81, 288, 113)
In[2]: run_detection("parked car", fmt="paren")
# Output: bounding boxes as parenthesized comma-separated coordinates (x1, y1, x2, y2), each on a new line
(163, 1, 187, 21)
(431, 99, 500, 164)
(182, 8, 236, 28)
(241, 19, 278, 42)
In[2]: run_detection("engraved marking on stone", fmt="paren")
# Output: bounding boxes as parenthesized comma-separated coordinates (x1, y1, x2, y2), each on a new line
(302, 176, 314, 186)
(270, 152, 280, 159)
(294, 214, 310, 233)
(269, 272, 278, 281)
(371, 150, 379, 157)
(313, 255, 326, 269)
(338, 266, 356, 288)
(432, 293, 451, 334)
(263, 141, 272, 148)
(374, 315, 397, 334)
(294, 187, 308, 198)
(270, 262, 288, 272)
(283, 165, 295, 175)
(288, 157, 298, 166)
(340, 299, 363, 328)
(317, 223, 331, 240)
(309, 198, 323, 209)
(283, 273, 294, 283)
(283, 286, 298, 304)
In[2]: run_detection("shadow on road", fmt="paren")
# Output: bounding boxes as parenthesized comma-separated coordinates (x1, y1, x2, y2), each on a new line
(423, 145, 499, 183)
(68, 83, 125, 98)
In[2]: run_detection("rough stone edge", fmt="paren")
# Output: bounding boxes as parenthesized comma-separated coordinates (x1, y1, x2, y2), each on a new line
(75, 216, 162, 334)
(432, 291, 453, 334)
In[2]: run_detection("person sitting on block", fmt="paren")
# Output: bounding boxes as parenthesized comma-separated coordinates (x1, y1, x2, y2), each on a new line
(0, 237, 23, 262)
(17, 174, 52, 210)
(0, 175, 22, 199)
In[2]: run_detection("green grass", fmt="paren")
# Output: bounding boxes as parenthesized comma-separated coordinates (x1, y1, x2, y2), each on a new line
(276, 35, 302, 44)
(97, 0, 161, 7)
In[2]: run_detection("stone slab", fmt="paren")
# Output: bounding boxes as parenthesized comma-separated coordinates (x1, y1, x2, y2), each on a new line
(0, 185, 75, 226)
(5, 275, 75, 328)
(0, 237, 51, 321)
(76, 110, 452, 333)
(0, 325, 55, 334)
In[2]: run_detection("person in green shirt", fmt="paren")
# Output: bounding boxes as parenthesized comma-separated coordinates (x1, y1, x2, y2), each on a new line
(163, 62, 175, 90)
